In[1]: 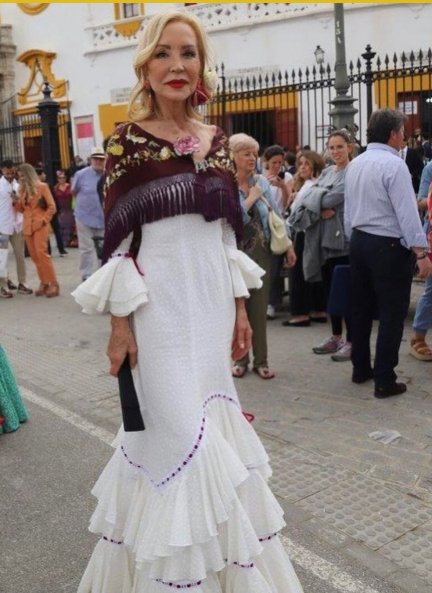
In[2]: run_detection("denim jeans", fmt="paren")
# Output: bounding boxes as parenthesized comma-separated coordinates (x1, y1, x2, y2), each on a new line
(413, 275, 432, 336)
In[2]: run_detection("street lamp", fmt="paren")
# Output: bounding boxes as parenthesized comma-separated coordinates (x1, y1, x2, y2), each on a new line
(314, 45, 325, 65)
(329, 4, 358, 131)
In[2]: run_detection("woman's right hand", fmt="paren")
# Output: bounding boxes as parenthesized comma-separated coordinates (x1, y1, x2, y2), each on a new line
(107, 316, 138, 377)
(247, 184, 263, 205)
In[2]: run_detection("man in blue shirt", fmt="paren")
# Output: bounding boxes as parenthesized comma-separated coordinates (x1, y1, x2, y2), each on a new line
(72, 147, 105, 281)
(345, 109, 432, 398)
(418, 160, 432, 215)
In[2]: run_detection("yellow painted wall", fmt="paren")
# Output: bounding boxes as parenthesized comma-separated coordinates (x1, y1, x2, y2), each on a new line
(208, 90, 298, 115)
(99, 103, 129, 139)
(374, 73, 432, 108)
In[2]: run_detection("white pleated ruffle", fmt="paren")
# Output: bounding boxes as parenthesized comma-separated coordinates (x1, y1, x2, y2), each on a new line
(78, 530, 302, 593)
(77, 400, 303, 592)
(71, 255, 149, 316)
(223, 245, 265, 298)
(71, 244, 263, 315)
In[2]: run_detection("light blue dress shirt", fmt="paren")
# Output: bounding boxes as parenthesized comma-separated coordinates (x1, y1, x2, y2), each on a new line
(418, 161, 432, 199)
(344, 143, 427, 249)
(72, 166, 104, 228)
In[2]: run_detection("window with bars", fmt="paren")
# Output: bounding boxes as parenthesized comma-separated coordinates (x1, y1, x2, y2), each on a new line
(122, 3, 139, 18)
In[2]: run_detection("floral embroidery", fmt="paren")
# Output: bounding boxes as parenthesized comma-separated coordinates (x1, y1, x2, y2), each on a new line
(159, 146, 172, 160)
(107, 143, 124, 156)
(125, 129, 148, 144)
(105, 124, 235, 191)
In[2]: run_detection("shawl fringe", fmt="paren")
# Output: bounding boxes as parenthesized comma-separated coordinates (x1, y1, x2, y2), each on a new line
(103, 173, 242, 263)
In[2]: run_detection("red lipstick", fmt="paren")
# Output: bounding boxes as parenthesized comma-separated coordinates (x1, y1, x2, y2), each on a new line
(167, 80, 188, 89)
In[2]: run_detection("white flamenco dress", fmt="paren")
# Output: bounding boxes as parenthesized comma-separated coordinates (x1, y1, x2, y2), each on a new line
(72, 213, 303, 593)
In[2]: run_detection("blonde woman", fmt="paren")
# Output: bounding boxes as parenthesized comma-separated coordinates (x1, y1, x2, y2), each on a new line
(230, 133, 296, 379)
(15, 164, 59, 297)
(284, 150, 326, 326)
(72, 10, 303, 593)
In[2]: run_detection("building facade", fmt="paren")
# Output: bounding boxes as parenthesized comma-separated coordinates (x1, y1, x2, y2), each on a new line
(0, 2, 431, 165)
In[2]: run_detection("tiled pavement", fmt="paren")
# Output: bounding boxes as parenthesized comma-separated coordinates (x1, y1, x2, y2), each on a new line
(2, 249, 432, 592)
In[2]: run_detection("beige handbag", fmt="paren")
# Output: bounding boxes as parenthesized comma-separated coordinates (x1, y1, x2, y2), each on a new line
(260, 195, 292, 255)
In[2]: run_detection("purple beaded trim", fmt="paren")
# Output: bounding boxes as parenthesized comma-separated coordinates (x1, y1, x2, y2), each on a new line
(155, 558, 255, 589)
(230, 560, 254, 568)
(259, 532, 277, 542)
(155, 579, 202, 589)
(121, 393, 240, 488)
(109, 251, 144, 275)
(102, 536, 123, 545)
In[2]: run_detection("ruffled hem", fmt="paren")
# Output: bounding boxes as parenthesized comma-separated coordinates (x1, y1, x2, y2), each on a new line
(78, 398, 303, 590)
(71, 255, 149, 316)
(78, 533, 302, 593)
(223, 246, 265, 298)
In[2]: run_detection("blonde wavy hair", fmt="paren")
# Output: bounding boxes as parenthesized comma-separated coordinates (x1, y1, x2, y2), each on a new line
(228, 133, 260, 155)
(17, 163, 39, 198)
(128, 10, 215, 123)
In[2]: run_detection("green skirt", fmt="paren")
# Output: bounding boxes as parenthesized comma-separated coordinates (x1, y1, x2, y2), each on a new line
(0, 345, 29, 433)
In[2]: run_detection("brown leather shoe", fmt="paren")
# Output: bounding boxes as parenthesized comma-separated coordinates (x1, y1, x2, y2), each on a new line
(45, 282, 60, 298)
(35, 283, 49, 296)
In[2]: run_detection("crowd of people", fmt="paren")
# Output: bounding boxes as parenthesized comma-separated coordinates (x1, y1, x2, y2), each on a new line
(1, 8, 432, 592)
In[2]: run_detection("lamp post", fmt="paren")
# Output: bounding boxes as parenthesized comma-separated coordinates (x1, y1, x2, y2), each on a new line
(329, 4, 357, 131)
(314, 45, 325, 66)
(38, 81, 61, 186)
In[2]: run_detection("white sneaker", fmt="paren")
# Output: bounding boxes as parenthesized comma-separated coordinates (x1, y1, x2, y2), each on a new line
(267, 305, 276, 320)
(331, 341, 352, 362)
(313, 335, 342, 354)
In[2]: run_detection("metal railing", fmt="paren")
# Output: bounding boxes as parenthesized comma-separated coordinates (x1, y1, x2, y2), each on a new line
(204, 45, 432, 153)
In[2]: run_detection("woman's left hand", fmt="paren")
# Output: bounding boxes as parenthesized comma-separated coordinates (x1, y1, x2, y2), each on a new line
(321, 208, 335, 220)
(284, 247, 297, 268)
(232, 299, 252, 361)
(267, 174, 283, 188)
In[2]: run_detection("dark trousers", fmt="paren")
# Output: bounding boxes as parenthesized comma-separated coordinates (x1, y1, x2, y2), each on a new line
(269, 254, 285, 307)
(322, 255, 351, 340)
(290, 231, 326, 316)
(237, 243, 272, 369)
(349, 229, 414, 388)
(50, 212, 66, 254)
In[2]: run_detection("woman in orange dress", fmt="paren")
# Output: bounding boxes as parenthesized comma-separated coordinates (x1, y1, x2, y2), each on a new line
(15, 163, 60, 297)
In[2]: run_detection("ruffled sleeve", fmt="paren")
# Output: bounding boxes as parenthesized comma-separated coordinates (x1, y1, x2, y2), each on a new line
(71, 235, 149, 316)
(222, 221, 265, 298)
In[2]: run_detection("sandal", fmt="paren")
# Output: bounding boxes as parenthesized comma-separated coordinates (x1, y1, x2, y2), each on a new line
(409, 338, 432, 361)
(232, 364, 248, 378)
(253, 367, 275, 380)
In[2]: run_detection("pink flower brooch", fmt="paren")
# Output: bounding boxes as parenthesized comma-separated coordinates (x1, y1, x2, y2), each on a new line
(173, 135, 200, 156)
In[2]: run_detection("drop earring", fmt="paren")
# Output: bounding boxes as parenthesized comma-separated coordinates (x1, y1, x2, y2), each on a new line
(191, 80, 210, 107)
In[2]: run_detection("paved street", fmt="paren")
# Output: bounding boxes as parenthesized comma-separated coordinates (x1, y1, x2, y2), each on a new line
(1, 248, 432, 593)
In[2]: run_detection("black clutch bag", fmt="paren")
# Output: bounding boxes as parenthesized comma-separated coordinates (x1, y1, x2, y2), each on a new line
(37, 196, 48, 210)
(117, 358, 145, 432)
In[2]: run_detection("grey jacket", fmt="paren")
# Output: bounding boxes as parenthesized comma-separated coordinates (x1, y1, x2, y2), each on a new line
(290, 167, 349, 281)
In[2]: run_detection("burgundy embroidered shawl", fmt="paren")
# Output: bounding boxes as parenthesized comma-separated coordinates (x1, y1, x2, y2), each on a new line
(102, 123, 242, 263)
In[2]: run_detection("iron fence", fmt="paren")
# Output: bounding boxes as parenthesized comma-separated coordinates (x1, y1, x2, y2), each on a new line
(205, 44, 432, 154)
(0, 93, 73, 169)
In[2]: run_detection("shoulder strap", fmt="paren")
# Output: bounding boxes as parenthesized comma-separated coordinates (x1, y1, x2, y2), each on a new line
(260, 194, 272, 211)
